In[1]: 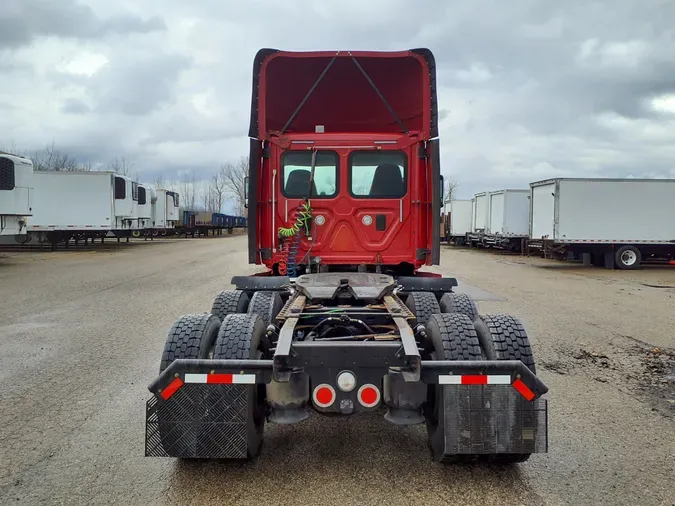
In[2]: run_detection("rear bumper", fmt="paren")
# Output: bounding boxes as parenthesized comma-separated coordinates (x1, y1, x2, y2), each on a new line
(149, 358, 548, 401)
(145, 358, 548, 458)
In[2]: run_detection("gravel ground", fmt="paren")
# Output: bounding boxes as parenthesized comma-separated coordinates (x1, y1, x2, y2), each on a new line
(1, 236, 674, 506)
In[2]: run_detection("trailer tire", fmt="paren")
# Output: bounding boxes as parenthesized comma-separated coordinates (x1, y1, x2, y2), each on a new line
(614, 245, 641, 270)
(159, 313, 221, 374)
(247, 290, 284, 327)
(473, 314, 536, 464)
(439, 292, 478, 322)
(423, 313, 482, 463)
(212, 313, 269, 459)
(405, 292, 442, 326)
(211, 289, 250, 321)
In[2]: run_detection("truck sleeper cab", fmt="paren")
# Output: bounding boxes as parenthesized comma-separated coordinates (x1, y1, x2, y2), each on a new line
(256, 132, 441, 277)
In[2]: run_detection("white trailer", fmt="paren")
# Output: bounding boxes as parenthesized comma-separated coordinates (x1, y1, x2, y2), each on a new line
(0, 152, 34, 244)
(448, 199, 472, 245)
(482, 189, 530, 250)
(27, 171, 136, 247)
(145, 188, 180, 236)
(529, 177, 675, 269)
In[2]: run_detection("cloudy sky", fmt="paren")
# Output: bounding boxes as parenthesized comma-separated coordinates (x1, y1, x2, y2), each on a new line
(2, 0, 675, 201)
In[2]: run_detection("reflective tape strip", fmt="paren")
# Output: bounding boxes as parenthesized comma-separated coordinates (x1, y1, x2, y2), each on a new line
(184, 373, 256, 384)
(438, 374, 511, 385)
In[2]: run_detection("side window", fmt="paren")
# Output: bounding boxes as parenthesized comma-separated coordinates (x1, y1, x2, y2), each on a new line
(138, 186, 147, 205)
(114, 176, 126, 199)
(281, 150, 338, 198)
(0, 157, 16, 191)
(349, 151, 407, 198)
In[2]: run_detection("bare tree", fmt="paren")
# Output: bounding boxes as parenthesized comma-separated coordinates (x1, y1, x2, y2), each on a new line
(32, 141, 80, 171)
(210, 169, 227, 213)
(221, 156, 248, 216)
(180, 171, 198, 210)
(108, 156, 134, 176)
(154, 172, 166, 189)
(444, 178, 459, 203)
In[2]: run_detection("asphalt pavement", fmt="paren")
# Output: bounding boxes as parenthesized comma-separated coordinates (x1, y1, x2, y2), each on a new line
(1, 236, 673, 505)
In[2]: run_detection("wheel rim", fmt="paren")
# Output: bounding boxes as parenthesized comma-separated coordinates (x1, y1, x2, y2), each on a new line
(621, 250, 637, 266)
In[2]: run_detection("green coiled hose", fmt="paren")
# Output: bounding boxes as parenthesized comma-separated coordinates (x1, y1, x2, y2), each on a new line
(278, 200, 312, 237)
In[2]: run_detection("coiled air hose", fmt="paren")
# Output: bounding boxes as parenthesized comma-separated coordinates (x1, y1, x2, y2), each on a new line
(277, 200, 312, 277)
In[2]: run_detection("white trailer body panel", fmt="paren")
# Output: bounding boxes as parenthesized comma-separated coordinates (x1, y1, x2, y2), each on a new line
(488, 192, 504, 234)
(530, 178, 675, 243)
(488, 189, 530, 236)
(165, 191, 179, 223)
(152, 189, 168, 229)
(472, 192, 489, 232)
(449, 199, 472, 236)
(0, 154, 34, 238)
(28, 171, 134, 231)
(530, 182, 556, 239)
(136, 184, 152, 229)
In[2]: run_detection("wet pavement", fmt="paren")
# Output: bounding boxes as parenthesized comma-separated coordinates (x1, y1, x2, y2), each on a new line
(1, 237, 674, 505)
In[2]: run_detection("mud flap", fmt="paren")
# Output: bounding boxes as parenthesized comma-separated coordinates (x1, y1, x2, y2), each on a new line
(440, 384, 547, 455)
(145, 383, 251, 459)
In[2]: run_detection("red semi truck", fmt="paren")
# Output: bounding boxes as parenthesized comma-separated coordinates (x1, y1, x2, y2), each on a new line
(145, 48, 548, 464)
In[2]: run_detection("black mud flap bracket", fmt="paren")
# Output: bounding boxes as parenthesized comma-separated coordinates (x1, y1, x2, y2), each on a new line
(145, 358, 548, 458)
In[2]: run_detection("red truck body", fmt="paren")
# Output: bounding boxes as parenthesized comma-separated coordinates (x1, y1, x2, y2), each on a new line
(246, 49, 443, 275)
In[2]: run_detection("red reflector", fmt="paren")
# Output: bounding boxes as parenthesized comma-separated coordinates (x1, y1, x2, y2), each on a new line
(462, 375, 488, 385)
(512, 378, 535, 401)
(315, 386, 334, 406)
(357, 383, 381, 408)
(360, 387, 378, 405)
(670, 260, 675, 265)
(160, 377, 183, 400)
(207, 373, 233, 384)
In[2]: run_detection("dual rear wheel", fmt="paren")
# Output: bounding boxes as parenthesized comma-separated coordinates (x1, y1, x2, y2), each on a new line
(158, 289, 284, 460)
(404, 290, 536, 464)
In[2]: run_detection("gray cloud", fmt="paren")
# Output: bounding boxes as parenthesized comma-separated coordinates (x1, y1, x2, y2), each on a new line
(0, 0, 165, 49)
(1, 0, 675, 199)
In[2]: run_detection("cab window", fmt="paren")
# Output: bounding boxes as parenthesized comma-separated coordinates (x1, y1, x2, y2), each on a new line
(281, 151, 338, 198)
(349, 151, 407, 198)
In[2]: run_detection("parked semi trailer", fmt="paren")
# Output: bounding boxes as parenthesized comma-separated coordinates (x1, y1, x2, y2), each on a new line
(144, 188, 179, 236)
(0, 152, 34, 245)
(447, 199, 472, 245)
(483, 189, 530, 251)
(529, 177, 675, 269)
(27, 170, 136, 246)
(144, 48, 548, 465)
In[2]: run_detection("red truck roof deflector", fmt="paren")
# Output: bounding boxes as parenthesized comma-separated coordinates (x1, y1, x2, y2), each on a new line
(248, 49, 438, 139)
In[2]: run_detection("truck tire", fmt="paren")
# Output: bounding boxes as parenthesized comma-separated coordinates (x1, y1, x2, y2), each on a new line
(211, 289, 250, 322)
(159, 313, 220, 373)
(155, 313, 220, 458)
(247, 290, 284, 327)
(475, 314, 536, 374)
(473, 314, 536, 463)
(212, 313, 268, 459)
(405, 292, 441, 326)
(614, 245, 641, 270)
(423, 313, 482, 463)
(439, 292, 478, 322)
